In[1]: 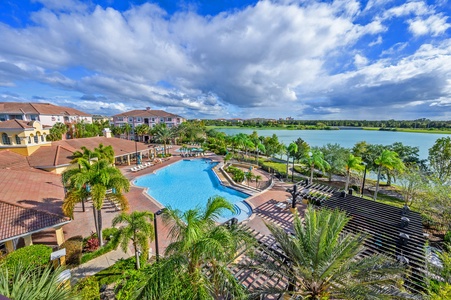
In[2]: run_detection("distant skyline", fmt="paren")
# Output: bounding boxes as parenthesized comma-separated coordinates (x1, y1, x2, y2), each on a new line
(0, 0, 450, 120)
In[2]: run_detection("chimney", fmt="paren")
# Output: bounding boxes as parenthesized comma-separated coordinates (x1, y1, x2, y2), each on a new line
(146, 107, 151, 111)
(103, 128, 112, 138)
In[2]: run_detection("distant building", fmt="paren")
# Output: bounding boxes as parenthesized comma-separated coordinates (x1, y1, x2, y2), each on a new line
(112, 107, 185, 129)
(0, 102, 92, 127)
(92, 114, 111, 123)
(0, 120, 51, 156)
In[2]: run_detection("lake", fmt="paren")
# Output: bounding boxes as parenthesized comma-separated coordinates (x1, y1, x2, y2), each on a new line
(218, 128, 450, 160)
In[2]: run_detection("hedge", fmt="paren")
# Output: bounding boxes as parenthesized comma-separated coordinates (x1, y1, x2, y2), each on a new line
(76, 276, 100, 300)
(1, 244, 52, 271)
(60, 235, 83, 267)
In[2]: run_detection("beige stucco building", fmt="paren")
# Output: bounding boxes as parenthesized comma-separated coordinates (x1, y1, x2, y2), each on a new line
(0, 120, 51, 156)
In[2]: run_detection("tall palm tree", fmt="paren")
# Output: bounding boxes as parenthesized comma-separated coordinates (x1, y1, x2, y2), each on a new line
(373, 150, 405, 200)
(62, 158, 130, 246)
(71, 146, 99, 165)
(123, 123, 132, 140)
(94, 143, 115, 164)
(134, 196, 249, 299)
(255, 141, 266, 166)
(344, 153, 364, 192)
(254, 174, 262, 188)
(134, 124, 150, 142)
(245, 171, 254, 186)
(112, 211, 154, 270)
(0, 264, 78, 300)
(303, 150, 330, 183)
(287, 142, 298, 181)
(153, 124, 173, 157)
(252, 206, 407, 299)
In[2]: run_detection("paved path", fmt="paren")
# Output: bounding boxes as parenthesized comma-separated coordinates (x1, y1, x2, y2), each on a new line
(70, 247, 133, 283)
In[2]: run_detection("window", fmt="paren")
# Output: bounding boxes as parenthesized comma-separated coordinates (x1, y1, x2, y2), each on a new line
(28, 136, 32, 144)
(41, 135, 45, 142)
(128, 117, 133, 123)
(167, 117, 172, 122)
(34, 135, 39, 143)
(0, 115, 6, 121)
(51, 116, 56, 121)
(160, 118, 164, 122)
(137, 117, 142, 122)
(151, 118, 155, 122)
(1, 133, 11, 145)
(15, 135, 21, 145)
(30, 115, 38, 121)
(177, 118, 180, 122)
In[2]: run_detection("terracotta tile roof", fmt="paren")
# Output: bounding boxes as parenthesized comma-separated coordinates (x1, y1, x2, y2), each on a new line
(0, 119, 34, 129)
(0, 168, 65, 215)
(0, 200, 70, 242)
(27, 144, 76, 168)
(112, 109, 183, 119)
(27, 137, 151, 167)
(0, 102, 91, 117)
(0, 151, 31, 170)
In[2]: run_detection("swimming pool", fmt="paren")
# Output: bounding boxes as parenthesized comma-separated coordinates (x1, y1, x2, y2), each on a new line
(133, 159, 252, 222)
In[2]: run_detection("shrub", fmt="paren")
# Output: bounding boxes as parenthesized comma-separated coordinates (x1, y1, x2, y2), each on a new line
(1, 244, 52, 271)
(76, 276, 100, 300)
(60, 235, 83, 267)
(445, 231, 451, 245)
(85, 236, 100, 252)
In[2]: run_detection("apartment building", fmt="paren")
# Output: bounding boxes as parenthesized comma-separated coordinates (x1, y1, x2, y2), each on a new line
(111, 107, 185, 129)
(0, 102, 92, 126)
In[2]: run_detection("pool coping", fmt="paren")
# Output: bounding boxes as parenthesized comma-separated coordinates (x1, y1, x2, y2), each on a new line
(130, 157, 260, 223)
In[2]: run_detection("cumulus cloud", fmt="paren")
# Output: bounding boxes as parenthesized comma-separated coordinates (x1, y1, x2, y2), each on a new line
(0, 0, 449, 119)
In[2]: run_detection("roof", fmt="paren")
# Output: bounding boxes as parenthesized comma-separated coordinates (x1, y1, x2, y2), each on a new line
(0, 150, 32, 170)
(0, 119, 34, 129)
(0, 168, 66, 215)
(0, 200, 70, 242)
(28, 136, 151, 167)
(0, 102, 91, 117)
(112, 109, 183, 119)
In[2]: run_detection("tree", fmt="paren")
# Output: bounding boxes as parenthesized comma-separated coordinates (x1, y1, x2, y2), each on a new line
(94, 143, 115, 164)
(254, 174, 262, 188)
(62, 158, 130, 247)
(320, 143, 349, 182)
(399, 165, 425, 207)
(344, 153, 364, 192)
(134, 124, 150, 142)
(293, 137, 310, 161)
(302, 150, 330, 183)
(0, 264, 78, 300)
(123, 123, 132, 140)
(134, 196, 249, 299)
(112, 211, 154, 270)
(70, 146, 99, 165)
(373, 150, 405, 200)
(252, 206, 407, 299)
(47, 122, 67, 141)
(428, 137, 451, 182)
(245, 171, 254, 186)
(153, 124, 173, 157)
(287, 142, 298, 181)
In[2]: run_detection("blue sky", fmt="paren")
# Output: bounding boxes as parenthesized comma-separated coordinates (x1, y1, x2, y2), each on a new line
(0, 0, 450, 120)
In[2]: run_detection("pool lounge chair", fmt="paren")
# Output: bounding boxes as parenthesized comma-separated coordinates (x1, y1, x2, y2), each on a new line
(130, 167, 138, 172)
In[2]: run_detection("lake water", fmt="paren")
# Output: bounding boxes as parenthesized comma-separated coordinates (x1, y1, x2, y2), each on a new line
(219, 129, 450, 160)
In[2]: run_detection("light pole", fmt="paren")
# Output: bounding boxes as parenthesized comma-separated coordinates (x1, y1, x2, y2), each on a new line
(361, 162, 368, 198)
(286, 184, 301, 212)
(307, 151, 313, 184)
(153, 208, 166, 261)
(133, 129, 139, 166)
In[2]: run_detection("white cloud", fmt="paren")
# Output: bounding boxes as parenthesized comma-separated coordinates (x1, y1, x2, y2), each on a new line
(354, 54, 368, 67)
(408, 14, 451, 36)
(382, 1, 430, 19)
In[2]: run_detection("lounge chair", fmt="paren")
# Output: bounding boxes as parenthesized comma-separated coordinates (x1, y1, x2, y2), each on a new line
(130, 167, 138, 172)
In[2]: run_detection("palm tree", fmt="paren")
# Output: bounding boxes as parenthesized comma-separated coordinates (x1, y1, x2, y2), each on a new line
(62, 158, 130, 246)
(252, 206, 407, 299)
(303, 150, 330, 183)
(245, 171, 254, 186)
(135, 124, 150, 142)
(254, 174, 262, 188)
(344, 153, 364, 192)
(0, 264, 78, 300)
(373, 149, 405, 200)
(112, 211, 154, 270)
(255, 142, 266, 166)
(153, 124, 173, 157)
(94, 143, 115, 164)
(123, 123, 132, 140)
(71, 146, 99, 165)
(134, 196, 249, 299)
(287, 142, 298, 181)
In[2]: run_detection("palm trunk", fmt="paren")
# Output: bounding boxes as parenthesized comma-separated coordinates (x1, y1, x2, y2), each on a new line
(134, 239, 140, 270)
(256, 149, 259, 166)
(345, 170, 350, 192)
(310, 165, 314, 183)
(373, 166, 382, 201)
(286, 156, 289, 180)
(97, 209, 104, 247)
(291, 158, 295, 182)
(82, 197, 85, 212)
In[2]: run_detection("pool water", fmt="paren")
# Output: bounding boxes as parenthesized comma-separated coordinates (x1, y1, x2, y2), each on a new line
(134, 159, 250, 222)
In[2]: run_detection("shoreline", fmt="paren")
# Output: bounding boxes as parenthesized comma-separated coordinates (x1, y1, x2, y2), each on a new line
(208, 126, 451, 134)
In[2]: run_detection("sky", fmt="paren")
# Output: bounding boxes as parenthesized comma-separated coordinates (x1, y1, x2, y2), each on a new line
(0, 0, 450, 120)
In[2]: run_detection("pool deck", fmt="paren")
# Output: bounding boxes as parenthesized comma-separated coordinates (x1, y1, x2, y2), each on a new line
(57, 146, 305, 258)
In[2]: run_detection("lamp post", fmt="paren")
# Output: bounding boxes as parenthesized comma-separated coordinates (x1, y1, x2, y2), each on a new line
(361, 162, 368, 198)
(153, 208, 166, 261)
(307, 151, 313, 184)
(133, 129, 139, 166)
(286, 184, 301, 213)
